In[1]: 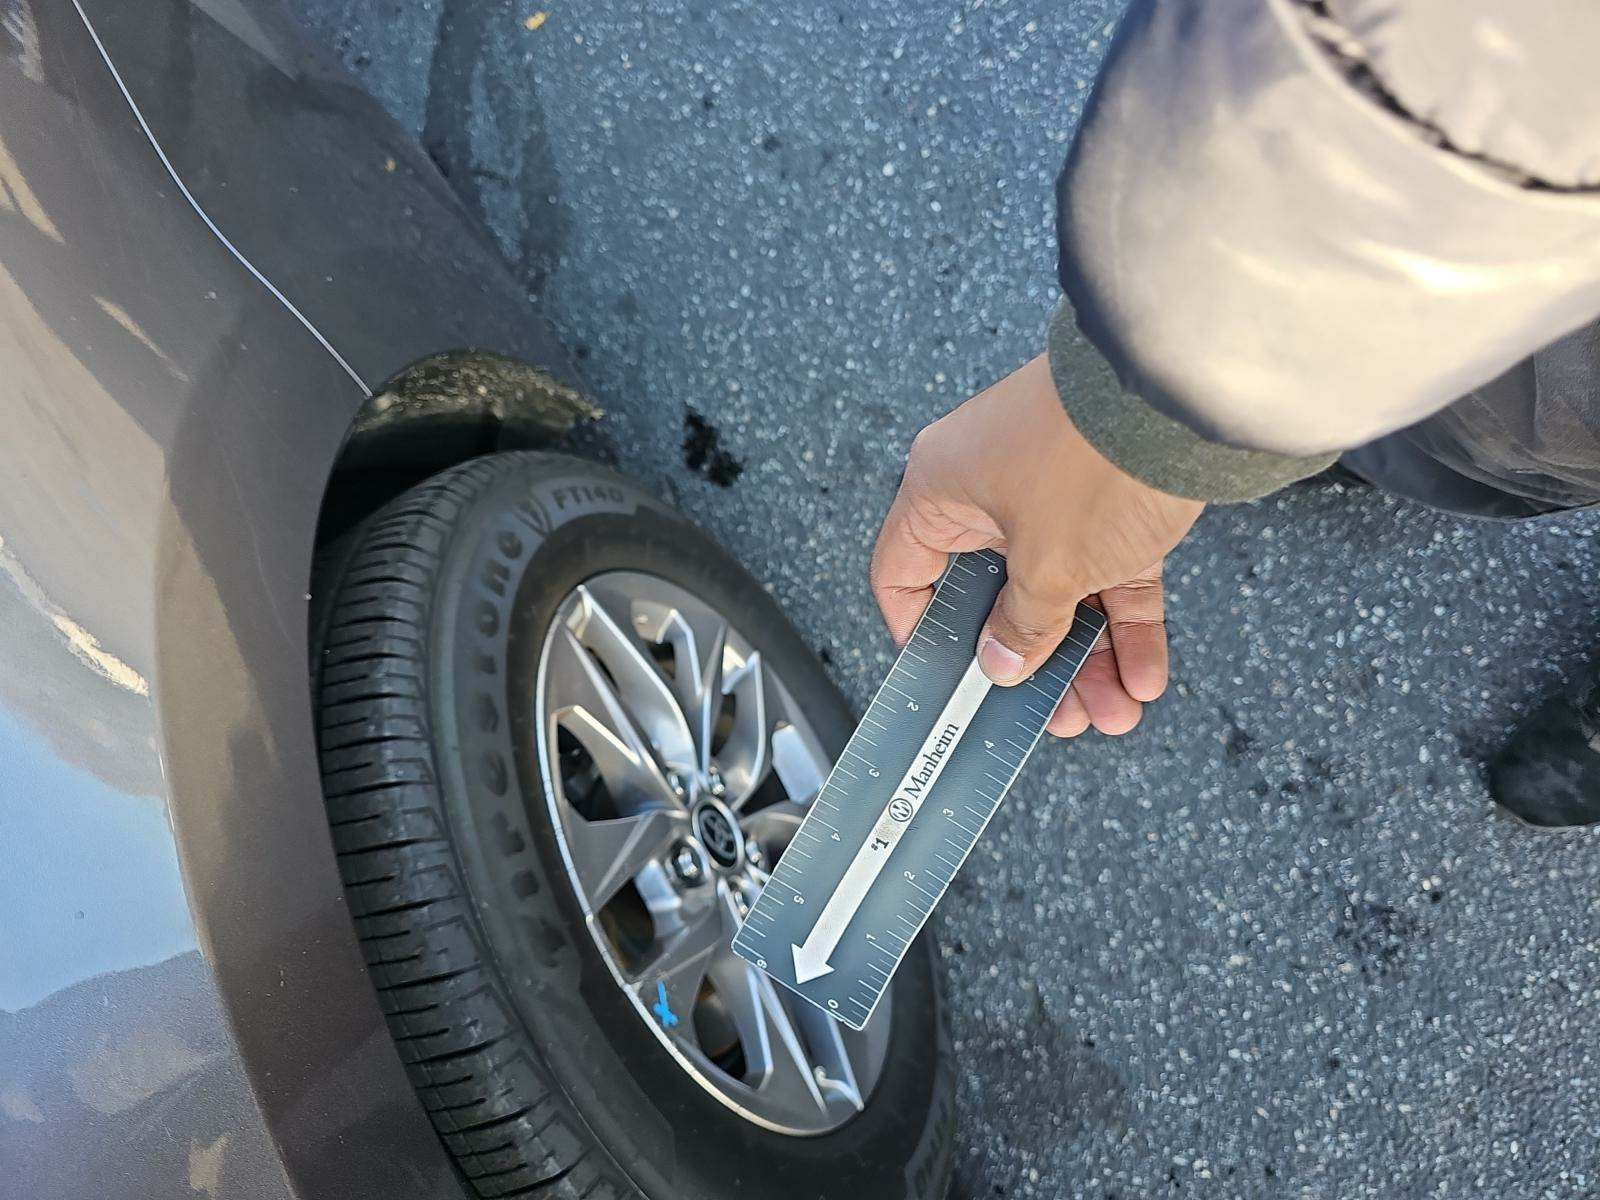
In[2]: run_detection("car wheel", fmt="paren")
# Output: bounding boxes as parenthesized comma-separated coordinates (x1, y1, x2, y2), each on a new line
(312, 452, 954, 1200)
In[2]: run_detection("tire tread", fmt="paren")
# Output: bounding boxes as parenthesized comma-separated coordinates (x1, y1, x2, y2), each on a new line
(311, 454, 638, 1200)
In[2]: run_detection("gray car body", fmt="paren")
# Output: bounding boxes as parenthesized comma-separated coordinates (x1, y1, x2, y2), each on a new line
(0, 2, 579, 1196)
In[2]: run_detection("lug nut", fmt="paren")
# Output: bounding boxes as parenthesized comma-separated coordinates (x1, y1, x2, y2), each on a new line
(745, 838, 764, 867)
(667, 770, 688, 799)
(670, 842, 705, 886)
(706, 765, 726, 797)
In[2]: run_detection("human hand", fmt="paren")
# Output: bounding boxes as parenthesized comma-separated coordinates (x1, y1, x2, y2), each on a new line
(870, 355, 1204, 736)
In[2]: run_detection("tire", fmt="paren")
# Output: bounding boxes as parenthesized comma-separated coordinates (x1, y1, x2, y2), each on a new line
(311, 452, 955, 1200)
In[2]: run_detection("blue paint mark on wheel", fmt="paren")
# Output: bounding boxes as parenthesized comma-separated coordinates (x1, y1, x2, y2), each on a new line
(652, 981, 678, 1028)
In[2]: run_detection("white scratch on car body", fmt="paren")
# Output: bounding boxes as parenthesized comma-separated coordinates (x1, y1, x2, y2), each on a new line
(93, 295, 190, 382)
(0, 534, 149, 696)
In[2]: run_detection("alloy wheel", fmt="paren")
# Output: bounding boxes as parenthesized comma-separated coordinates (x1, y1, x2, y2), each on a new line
(533, 572, 891, 1135)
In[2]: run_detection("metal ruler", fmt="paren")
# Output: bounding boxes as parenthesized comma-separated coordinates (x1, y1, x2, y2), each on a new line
(732, 549, 1106, 1029)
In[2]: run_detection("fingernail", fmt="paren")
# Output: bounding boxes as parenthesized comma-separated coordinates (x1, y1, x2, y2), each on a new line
(978, 635, 1024, 684)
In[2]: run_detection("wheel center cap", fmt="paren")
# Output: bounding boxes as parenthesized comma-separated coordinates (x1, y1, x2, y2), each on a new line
(692, 797, 742, 870)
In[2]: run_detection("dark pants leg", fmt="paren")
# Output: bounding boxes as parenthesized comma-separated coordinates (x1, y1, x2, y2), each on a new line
(1339, 320, 1600, 826)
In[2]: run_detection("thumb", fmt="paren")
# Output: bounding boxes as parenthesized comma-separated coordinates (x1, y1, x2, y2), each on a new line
(977, 572, 1083, 686)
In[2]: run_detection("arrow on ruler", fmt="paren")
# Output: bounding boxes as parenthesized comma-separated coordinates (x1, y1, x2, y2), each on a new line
(791, 657, 994, 984)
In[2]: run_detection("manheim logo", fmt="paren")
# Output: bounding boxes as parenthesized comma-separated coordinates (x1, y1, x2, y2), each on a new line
(888, 797, 913, 822)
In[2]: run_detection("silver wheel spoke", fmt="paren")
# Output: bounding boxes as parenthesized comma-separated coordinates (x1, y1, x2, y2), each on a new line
(740, 799, 822, 883)
(568, 585, 697, 772)
(788, 1001, 865, 1112)
(768, 706, 830, 807)
(690, 618, 728, 776)
(564, 807, 689, 909)
(626, 595, 731, 775)
(626, 884, 735, 1037)
(710, 957, 829, 1118)
(547, 626, 680, 812)
(717, 653, 770, 809)
(739, 799, 810, 845)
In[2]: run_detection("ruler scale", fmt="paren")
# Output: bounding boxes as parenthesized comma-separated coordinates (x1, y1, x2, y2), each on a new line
(732, 549, 1106, 1029)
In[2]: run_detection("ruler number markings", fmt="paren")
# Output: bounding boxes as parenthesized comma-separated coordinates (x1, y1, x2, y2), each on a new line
(731, 552, 1103, 1030)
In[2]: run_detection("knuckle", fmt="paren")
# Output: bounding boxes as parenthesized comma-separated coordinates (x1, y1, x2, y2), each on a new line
(866, 554, 889, 589)
(994, 605, 1067, 645)
(1004, 567, 1083, 612)
(1117, 573, 1164, 595)
(1111, 613, 1167, 632)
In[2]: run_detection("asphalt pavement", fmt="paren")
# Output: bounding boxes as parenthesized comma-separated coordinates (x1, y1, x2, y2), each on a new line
(286, 2, 1600, 1196)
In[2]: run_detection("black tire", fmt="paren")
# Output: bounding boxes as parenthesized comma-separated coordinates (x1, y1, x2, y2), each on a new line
(312, 452, 955, 1200)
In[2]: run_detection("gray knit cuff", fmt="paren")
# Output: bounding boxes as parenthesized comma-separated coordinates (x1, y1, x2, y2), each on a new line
(1047, 300, 1335, 503)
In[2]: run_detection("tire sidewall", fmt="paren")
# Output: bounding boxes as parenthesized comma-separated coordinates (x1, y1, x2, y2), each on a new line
(427, 455, 954, 1200)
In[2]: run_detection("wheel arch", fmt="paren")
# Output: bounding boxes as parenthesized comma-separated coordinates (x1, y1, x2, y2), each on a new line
(314, 349, 605, 545)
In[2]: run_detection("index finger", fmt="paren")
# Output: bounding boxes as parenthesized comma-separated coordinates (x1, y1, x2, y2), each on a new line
(868, 492, 949, 646)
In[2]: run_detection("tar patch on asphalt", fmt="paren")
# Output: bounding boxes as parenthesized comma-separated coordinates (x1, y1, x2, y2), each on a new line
(682, 408, 743, 486)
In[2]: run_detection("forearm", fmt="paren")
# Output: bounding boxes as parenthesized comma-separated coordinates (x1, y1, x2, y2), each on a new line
(1051, 0, 1600, 499)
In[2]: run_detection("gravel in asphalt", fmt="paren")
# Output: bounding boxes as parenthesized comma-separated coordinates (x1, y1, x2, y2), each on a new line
(287, 3, 1600, 1195)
